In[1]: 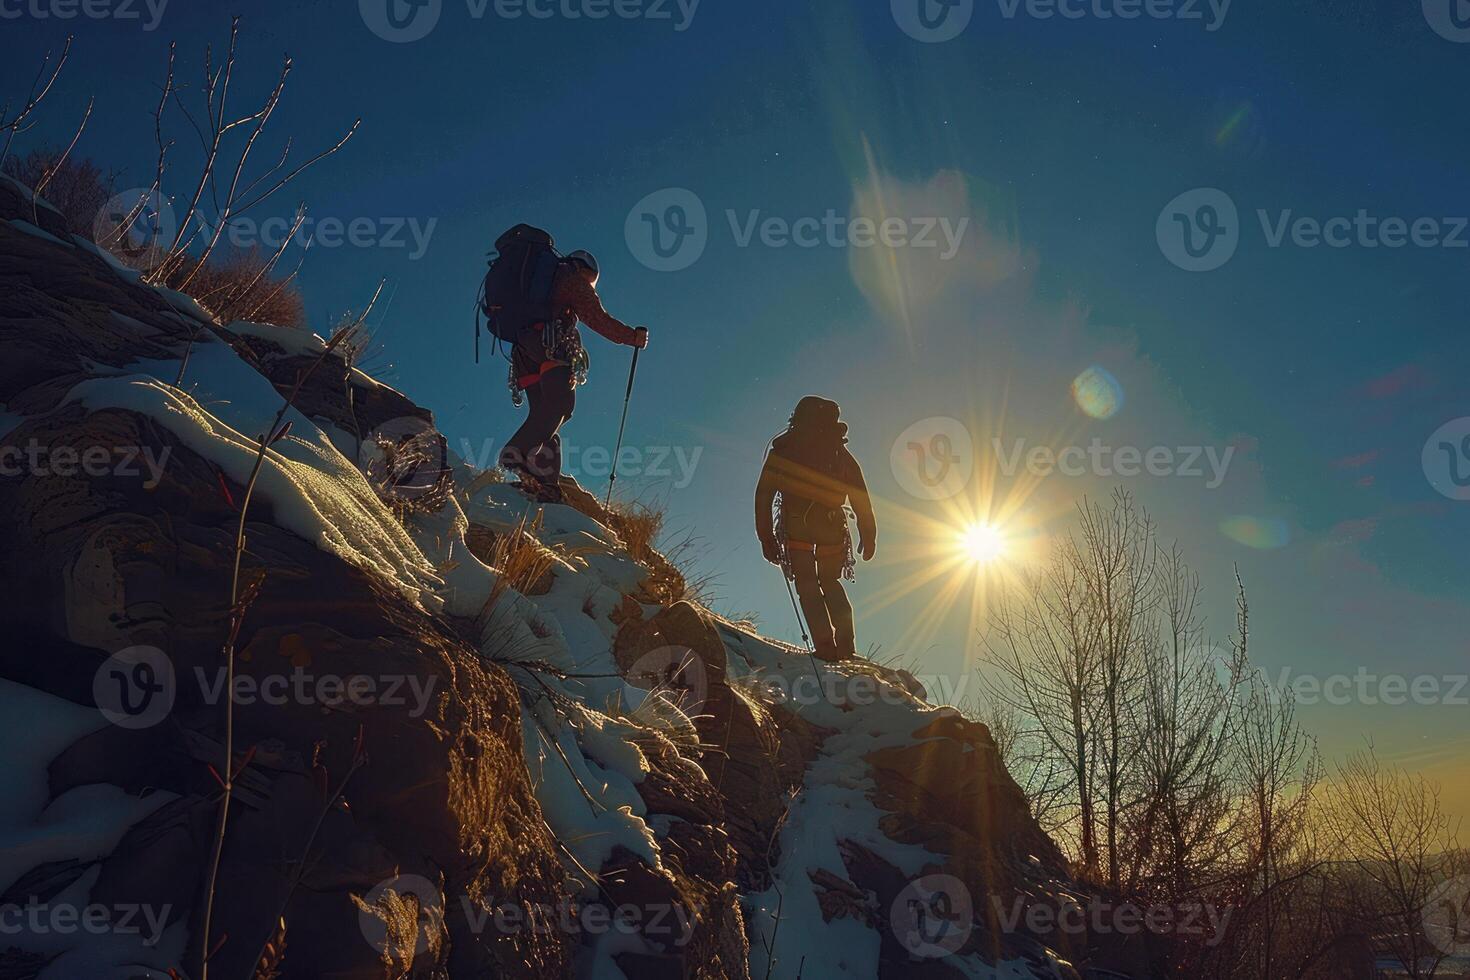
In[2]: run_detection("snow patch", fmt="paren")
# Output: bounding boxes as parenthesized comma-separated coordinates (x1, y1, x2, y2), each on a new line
(0, 174, 62, 212)
(225, 319, 328, 356)
(7, 218, 73, 248)
(0, 680, 174, 896)
(64, 374, 440, 605)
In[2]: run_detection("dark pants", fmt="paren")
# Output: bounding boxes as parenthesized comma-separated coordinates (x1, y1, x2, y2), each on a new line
(783, 502, 855, 660)
(500, 366, 575, 482)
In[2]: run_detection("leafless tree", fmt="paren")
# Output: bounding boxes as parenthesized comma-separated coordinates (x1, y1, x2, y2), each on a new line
(1074, 491, 1155, 888)
(1124, 543, 1237, 904)
(100, 18, 358, 310)
(985, 532, 1103, 877)
(984, 491, 1157, 884)
(1320, 747, 1467, 979)
(1213, 574, 1324, 980)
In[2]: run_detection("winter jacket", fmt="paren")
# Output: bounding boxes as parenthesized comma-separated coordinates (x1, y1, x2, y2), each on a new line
(514, 264, 639, 384)
(755, 432, 877, 549)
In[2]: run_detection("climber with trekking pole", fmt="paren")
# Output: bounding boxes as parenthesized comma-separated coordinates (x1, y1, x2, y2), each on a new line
(478, 225, 649, 504)
(755, 397, 878, 663)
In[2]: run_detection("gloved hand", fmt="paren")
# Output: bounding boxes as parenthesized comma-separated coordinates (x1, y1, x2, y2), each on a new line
(632, 326, 650, 350)
(860, 535, 876, 562)
(760, 537, 782, 566)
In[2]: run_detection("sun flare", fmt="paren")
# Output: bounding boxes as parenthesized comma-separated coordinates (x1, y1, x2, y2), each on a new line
(959, 522, 1008, 565)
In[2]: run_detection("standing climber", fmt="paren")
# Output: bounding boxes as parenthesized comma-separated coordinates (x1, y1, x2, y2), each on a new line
(755, 397, 877, 661)
(482, 226, 649, 502)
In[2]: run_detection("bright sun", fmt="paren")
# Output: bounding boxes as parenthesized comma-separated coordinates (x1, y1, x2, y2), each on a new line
(959, 522, 1008, 565)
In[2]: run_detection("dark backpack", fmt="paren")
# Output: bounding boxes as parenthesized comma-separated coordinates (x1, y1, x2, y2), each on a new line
(477, 224, 561, 361)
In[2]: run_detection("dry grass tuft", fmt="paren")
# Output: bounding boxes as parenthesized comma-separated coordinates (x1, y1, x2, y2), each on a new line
(472, 513, 561, 640)
(603, 500, 716, 607)
(360, 425, 454, 520)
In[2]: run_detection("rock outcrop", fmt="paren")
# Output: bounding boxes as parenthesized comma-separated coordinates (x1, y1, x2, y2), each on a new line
(0, 176, 1102, 980)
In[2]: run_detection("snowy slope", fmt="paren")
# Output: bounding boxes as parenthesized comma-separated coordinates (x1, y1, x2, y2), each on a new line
(0, 181, 1091, 980)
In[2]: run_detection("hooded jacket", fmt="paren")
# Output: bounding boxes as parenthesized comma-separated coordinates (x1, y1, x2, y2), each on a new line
(755, 425, 876, 549)
(514, 263, 640, 384)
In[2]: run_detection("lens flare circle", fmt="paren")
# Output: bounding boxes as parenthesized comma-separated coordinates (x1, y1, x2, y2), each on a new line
(1071, 365, 1124, 420)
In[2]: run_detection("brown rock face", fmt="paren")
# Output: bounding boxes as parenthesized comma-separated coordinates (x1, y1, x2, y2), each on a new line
(0, 184, 572, 978)
(864, 716, 1085, 973)
(614, 602, 827, 893)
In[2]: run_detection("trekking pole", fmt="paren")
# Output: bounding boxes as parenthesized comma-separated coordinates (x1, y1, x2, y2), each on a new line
(605, 347, 640, 510)
(782, 575, 828, 703)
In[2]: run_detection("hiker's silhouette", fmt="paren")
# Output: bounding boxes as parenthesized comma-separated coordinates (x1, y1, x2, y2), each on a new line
(480, 228, 648, 502)
(755, 397, 877, 661)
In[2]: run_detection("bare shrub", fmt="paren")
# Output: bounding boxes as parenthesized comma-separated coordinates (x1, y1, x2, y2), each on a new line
(2, 149, 115, 232)
(159, 248, 307, 327)
(1320, 748, 1467, 980)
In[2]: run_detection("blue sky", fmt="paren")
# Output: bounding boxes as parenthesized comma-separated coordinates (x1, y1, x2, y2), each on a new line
(4, 0, 1467, 812)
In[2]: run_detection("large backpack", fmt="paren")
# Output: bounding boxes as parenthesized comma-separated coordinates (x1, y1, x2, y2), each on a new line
(477, 224, 561, 362)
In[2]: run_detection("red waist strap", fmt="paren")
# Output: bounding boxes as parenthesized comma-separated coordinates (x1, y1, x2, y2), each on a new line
(515, 322, 558, 388)
(517, 359, 562, 389)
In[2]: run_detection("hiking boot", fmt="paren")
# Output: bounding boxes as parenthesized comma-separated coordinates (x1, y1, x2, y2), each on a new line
(814, 641, 847, 663)
(502, 463, 557, 504)
(513, 473, 562, 504)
